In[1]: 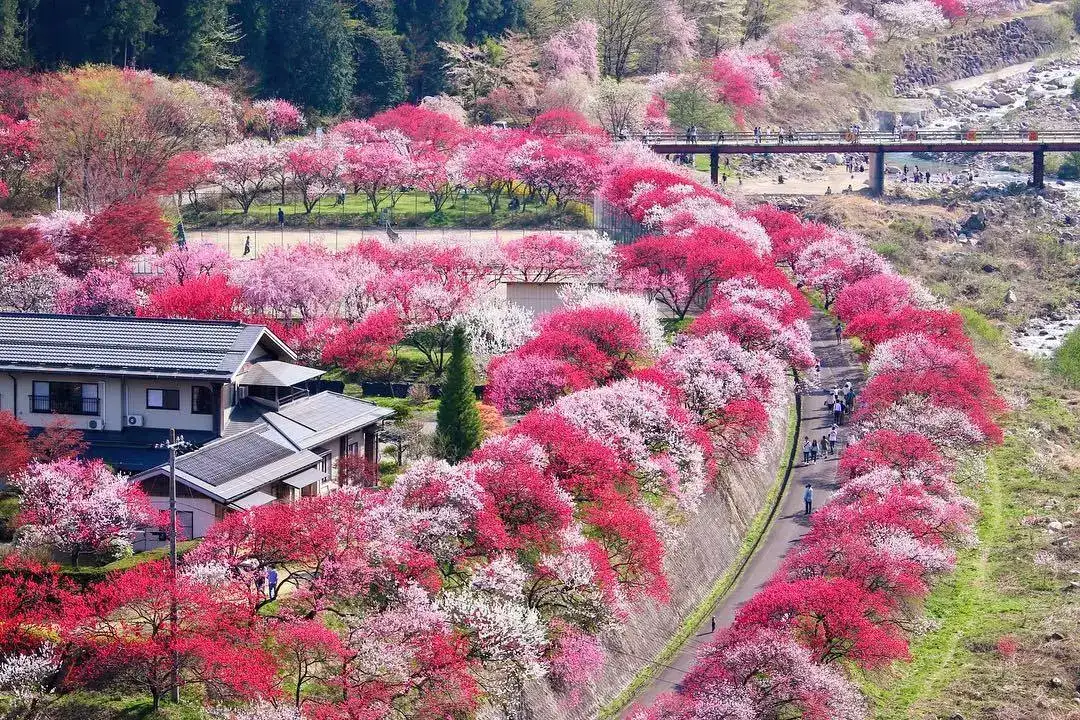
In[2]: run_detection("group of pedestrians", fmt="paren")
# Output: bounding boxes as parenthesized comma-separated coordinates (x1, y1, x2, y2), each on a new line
(830, 380, 856, 425)
(253, 565, 280, 599)
(801, 423, 841, 466)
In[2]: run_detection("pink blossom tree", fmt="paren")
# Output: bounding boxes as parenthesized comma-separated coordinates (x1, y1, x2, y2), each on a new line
(283, 138, 343, 213)
(342, 142, 412, 213)
(54, 267, 139, 316)
(0, 259, 71, 312)
(249, 99, 305, 142)
(540, 20, 600, 81)
(210, 141, 283, 214)
(11, 459, 163, 566)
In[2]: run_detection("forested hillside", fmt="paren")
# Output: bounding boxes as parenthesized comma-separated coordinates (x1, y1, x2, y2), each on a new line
(0, 0, 526, 112)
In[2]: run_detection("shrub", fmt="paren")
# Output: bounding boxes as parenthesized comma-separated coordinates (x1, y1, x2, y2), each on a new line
(407, 382, 431, 406)
(1054, 325, 1080, 386)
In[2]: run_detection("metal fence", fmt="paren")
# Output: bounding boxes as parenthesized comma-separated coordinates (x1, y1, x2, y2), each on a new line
(592, 195, 648, 246)
(182, 187, 592, 232)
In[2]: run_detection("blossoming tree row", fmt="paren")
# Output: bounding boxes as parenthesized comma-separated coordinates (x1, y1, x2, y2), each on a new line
(631, 192, 1005, 720)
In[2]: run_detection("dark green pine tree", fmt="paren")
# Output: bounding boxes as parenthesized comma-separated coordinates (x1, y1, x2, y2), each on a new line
(435, 325, 483, 464)
(262, 0, 355, 114)
(396, 0, 466, 98)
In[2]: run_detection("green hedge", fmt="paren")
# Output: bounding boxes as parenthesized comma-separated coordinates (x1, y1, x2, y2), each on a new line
(62, 540, 201, 586)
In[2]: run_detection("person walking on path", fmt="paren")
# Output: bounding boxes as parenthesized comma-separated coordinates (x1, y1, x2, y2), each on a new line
(834, 321, 843, 344)
(803, 436, 811, 465)
(845, 387, 856, 413)
(243, 236, 251, 257)
(277, 207, 285, 228)
(833, 399, 844, 425)
(821, 433, 830, 458)
(810, 439, 819, 463)
(828, 424, 838, 455)
(266, 566, 278, 599)
(804, 483, 814, 515)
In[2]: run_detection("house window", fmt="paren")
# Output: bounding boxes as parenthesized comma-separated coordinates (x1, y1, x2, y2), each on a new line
(192, 386, 214, 415)
(177, 511, 194, 541)
(146, 388, 180, 410)
(347, 441, 359, 456)
(30, 381, 99, 415)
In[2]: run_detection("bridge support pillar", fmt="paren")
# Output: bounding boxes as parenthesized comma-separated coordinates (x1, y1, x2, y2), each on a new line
(709, 147, 719, 185)
(868, 151, 885, 197)
(1033, 149, 1045, 189)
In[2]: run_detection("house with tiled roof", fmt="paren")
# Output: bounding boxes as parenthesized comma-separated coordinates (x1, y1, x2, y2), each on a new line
(0, 313, 393, 540)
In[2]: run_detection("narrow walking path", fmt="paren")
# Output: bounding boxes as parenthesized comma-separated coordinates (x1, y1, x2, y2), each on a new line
(620, 310, 863, 715)
(178, 227, 597, 257)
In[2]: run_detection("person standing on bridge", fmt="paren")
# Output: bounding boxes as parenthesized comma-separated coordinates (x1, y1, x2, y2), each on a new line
(754, 126, 761, 144)
(804, 484, 814, 515)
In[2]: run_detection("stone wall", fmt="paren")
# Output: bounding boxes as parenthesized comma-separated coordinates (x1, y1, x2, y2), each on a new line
(895, 18, 1061, 95)
(517, 395, 793, 720)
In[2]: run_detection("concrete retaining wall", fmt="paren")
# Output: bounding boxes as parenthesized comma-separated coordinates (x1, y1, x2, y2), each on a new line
(517, 394, 793, 719)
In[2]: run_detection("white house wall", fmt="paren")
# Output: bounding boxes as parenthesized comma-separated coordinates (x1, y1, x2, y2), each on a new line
(0, 372, 222, 433)
(124, 379, 216, 433)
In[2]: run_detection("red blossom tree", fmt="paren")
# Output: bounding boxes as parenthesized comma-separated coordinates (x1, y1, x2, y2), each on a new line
(833, 273, 913, 323)
(66, 561, 277, 708)
(139, 274, 244, 321)
(618, 228, 764, 319)
(0, 411, 31, 480)
(320, 307, 404, 376)
(838, 429, 947, 481)
(845, 306, 972, 352)
(736, 577, 910, 668)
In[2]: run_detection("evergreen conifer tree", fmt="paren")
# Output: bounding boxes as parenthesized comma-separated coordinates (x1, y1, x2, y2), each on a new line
(435, 325, 483, 462)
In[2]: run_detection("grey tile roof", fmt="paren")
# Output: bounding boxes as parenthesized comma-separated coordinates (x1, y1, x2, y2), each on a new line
(235, 360, 325, 387)
(175, 431, 294, 487)
(0, 313, 293, 379)
(135, 392, 392, 504)
(270, 392, 394, 448)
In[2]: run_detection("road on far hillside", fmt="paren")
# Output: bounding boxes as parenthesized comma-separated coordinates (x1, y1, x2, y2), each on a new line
(180, 226, 598, 257)
(619, 310, 863, 716)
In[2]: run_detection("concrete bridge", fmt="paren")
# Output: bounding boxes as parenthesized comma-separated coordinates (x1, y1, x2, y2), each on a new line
(643, 129, 1080, 195)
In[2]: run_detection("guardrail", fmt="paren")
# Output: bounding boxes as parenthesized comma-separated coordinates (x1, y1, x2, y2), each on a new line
(635, 129, 1080, 145)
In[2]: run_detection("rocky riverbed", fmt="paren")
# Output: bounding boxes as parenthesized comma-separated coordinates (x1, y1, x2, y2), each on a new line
(1012, 308, 1080, 357)
(906, 55, 1080, 132)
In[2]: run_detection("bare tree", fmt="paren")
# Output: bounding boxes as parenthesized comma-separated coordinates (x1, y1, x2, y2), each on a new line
(593, 0, 657, 79)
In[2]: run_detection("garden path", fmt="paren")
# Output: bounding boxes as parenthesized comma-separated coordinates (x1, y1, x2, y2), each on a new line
(620, 310, 862, 716)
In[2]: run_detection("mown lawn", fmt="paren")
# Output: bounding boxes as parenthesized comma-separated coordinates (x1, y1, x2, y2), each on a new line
(188, 188, 591, 229)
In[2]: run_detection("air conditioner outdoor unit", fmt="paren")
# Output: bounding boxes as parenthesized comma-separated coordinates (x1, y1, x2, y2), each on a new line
(87, 419, 100, 430)
(126, 414, 144, 427)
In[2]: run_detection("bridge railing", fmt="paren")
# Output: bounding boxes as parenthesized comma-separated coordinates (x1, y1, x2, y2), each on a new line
(632, 129, 1079, 145)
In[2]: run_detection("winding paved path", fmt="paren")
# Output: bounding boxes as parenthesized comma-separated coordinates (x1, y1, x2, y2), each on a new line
(619, 310, 862, 716)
